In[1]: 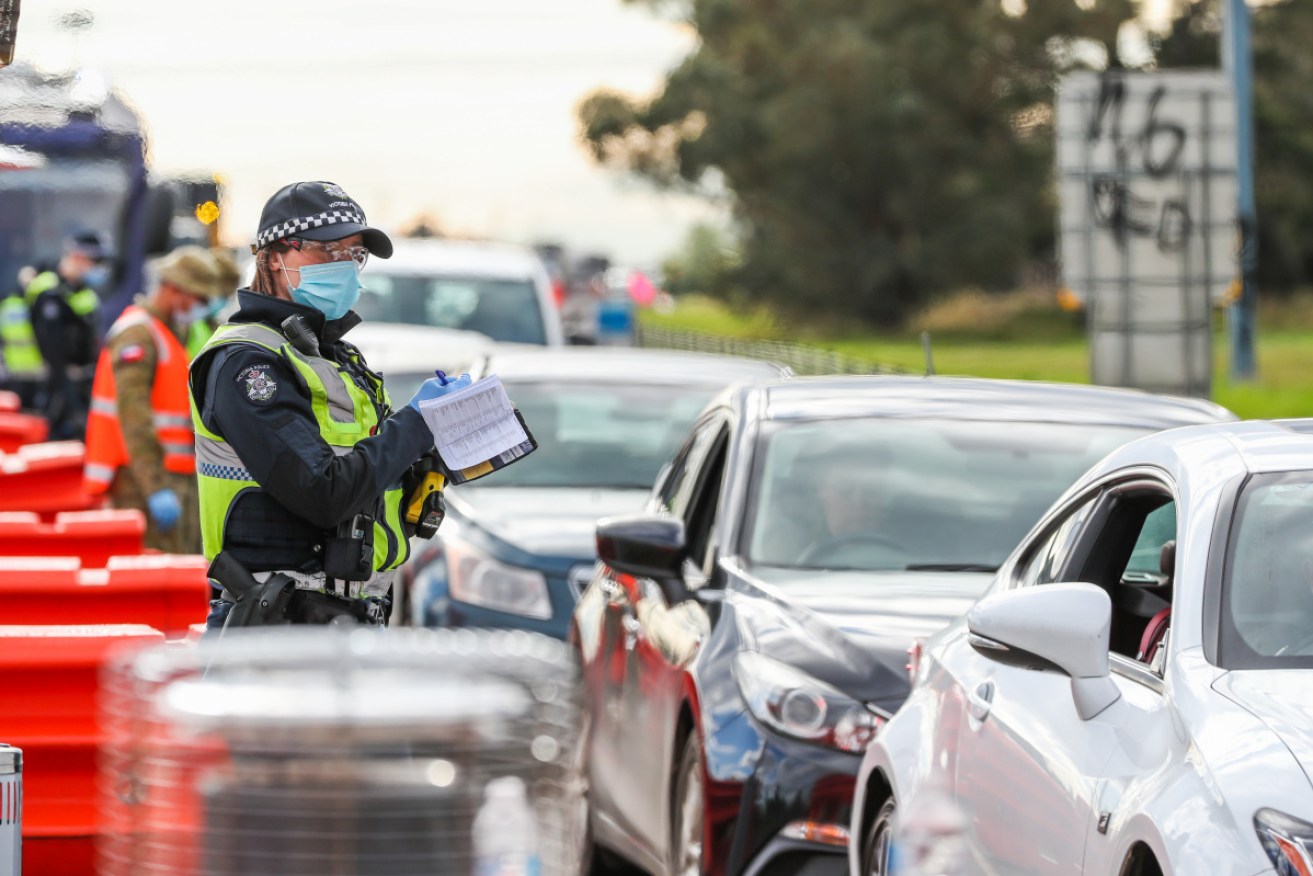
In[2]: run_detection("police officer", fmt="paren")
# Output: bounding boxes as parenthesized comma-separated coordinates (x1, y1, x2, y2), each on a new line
(24, 231, 110, 439)
(84, 246, 221, 553)
(189, 181, 459, 628)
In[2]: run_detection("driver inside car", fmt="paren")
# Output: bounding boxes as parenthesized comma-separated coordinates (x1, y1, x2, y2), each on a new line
(794, 459, 901, 568)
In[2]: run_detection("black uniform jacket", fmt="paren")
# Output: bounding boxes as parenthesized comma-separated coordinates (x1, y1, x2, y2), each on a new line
(190, 290, 432, 572)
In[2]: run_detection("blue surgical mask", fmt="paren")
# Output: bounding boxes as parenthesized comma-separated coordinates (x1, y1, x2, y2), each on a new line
(287, 260, 362, 321)
(176, 301, 209, 329)
(83, 265, 110, 287)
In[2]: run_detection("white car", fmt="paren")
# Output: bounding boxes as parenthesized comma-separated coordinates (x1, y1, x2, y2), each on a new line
(357, 239, 564, 346)
(852, 419, 1313, 876)
(345, 321, 494, 399)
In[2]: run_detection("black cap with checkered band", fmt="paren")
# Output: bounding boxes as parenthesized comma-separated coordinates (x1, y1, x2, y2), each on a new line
(254, 181, 393, 258)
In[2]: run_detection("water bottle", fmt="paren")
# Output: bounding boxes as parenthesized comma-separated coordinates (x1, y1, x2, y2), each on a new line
(473, 776, 541, 876)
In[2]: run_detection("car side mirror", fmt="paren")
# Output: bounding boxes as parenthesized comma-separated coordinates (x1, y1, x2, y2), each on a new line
(967, 582, 1121, 721)
(596, 515, 691, 603)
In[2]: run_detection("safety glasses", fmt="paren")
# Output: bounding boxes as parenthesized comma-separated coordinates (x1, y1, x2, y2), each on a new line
(284, 237, 369, 269)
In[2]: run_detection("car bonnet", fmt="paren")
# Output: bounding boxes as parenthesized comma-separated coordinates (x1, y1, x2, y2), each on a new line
(1214, 669, 1313, 790)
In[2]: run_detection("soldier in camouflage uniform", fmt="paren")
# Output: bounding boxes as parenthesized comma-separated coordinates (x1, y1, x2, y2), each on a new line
(84, 247, 222, 553)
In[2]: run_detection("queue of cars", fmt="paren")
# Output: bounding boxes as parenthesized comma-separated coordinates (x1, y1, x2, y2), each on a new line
(355, 264, 1309, 876)
(573, 377, 1233, 876)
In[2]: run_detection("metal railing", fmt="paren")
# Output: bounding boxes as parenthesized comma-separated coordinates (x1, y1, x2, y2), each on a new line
(635, 324, 904, 376)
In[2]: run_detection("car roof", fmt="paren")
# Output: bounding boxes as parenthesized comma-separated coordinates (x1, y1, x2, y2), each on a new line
(367, 239, 545, 280)
(481, 345, 790, 385)
(744, 375, 1236, 428)
(345, 321, 494, 376)
(1100, 419, 1313, 479)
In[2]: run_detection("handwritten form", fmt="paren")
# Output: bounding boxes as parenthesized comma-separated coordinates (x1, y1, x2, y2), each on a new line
(417, 375, 532, 472)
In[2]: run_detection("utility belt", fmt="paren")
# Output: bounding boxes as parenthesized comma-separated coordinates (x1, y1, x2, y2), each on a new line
(208, 551, 389, 628)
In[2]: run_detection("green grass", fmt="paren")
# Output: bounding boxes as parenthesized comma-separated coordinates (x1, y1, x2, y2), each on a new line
(642, 293, 1313, 420)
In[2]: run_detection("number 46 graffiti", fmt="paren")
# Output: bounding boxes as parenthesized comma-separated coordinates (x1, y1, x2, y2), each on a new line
(1085, 77, 1192, 253)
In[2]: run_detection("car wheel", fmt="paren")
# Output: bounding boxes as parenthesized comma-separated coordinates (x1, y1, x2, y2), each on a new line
(670, 733, 705, 876)
(861, 798, 896, 876)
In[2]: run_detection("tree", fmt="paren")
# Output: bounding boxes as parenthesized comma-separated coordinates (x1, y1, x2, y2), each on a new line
(1154, 0, 1313, 291)
(660, 222, 741, 299)
(580, 0, 1144, 327)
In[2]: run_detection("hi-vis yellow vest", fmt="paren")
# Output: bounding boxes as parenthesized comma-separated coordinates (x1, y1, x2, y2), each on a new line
(1, 272, 99, 377)
(189, 322, 410, 573)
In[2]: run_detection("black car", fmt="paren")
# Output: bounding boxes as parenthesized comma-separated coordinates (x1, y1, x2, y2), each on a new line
(399, 346, 789, 635)
(572, 376, 1235, 876)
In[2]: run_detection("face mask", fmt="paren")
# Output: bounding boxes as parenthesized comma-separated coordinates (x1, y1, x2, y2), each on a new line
(176, 301, 209, 329)
(205, 297, 228, 321)
(285, 260, 362, 321)
(83, 265, 109, 287)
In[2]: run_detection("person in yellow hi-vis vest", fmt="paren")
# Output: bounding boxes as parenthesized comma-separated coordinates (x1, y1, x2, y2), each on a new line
(5, 232, 109, 437)
(84, 247, 221, 553)
(189, 181, 461, 631)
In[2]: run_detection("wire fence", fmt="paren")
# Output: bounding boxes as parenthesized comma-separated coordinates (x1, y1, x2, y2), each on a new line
(634, 324, 906, 376)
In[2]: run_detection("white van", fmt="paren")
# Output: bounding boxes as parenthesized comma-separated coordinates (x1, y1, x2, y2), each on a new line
(358, 239, 563, 346)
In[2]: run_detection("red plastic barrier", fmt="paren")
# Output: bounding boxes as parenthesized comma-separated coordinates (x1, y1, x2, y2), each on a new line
(0, 509, 146, 565)
(0, 554, 210, 633)
(0, 624, 165, 876)
(0, 441, 96, 514)
(0, 411, 47, 452)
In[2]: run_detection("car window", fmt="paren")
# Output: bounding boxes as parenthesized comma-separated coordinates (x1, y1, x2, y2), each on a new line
(1065, 486, 1175, 665)
(364, 274, 547, 345)
(744, 417, 1147, 572)
(658, 418, 724, 519)
(684, 429, 730, 575)
(1221, 473, 1313, 666)
(1123, 503, 1176, 585)
(1014, 496, 1097, 588)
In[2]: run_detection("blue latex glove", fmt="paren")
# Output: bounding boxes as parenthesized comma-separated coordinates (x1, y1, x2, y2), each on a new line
(407, 371, 472, 413)
(147, 488, 182, 533)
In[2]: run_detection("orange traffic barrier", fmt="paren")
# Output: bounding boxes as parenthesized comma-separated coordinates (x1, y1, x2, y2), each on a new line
(0, 510, 146, 565)
(0, 554, 210, 633)
(0, 441, 97, 515)
(0, 624, 166, 876)
(0, 410, 47, 452)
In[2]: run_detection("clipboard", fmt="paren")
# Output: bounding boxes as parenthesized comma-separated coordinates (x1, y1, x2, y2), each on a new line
(415, 375, 538, 485)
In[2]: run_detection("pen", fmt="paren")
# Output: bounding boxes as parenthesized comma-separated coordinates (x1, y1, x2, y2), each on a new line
(435, 370, 449, 386)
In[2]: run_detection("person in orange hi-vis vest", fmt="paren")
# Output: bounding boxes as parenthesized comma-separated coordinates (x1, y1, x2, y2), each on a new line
(84, 246, 222, 552)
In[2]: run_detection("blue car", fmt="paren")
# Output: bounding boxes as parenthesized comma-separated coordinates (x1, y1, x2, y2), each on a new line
(398, 346, 790, 635)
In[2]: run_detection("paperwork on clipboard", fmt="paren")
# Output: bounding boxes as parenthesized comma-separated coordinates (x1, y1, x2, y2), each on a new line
(416, 375, 537, 485)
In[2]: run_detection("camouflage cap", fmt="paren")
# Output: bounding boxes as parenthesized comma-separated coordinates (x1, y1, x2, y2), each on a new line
(156, 246, 222, 299)
(207, 247, 242, 299)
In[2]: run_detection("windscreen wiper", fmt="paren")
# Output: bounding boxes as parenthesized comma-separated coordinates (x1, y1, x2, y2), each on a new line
(904, 563, 999, 572)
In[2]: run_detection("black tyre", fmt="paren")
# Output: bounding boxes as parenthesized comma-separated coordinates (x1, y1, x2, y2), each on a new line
(669, 733, 705, 876)
(861, 798, 897, 876)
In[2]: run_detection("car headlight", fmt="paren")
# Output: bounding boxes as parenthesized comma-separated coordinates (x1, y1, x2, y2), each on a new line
(1256, 808, 1313, 876)
(445, 538, 552, 620)
(732, 651, 886, 753)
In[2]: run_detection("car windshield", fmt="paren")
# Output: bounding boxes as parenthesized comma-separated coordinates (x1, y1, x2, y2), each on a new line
(359, 273, 547, 344)
(745, 417, 1148, 572)
(467, 381, 719, 489)
(1222, 472, 1313, 665)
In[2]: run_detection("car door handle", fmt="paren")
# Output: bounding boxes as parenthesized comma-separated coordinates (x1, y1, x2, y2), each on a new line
(967, 681, 994, 722)
(622, 615, 641, 651)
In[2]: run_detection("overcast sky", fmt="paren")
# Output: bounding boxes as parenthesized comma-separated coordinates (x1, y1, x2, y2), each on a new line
(13, 0, 723, 267)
